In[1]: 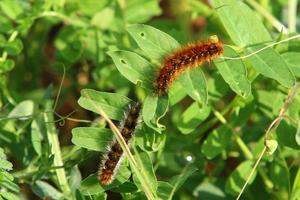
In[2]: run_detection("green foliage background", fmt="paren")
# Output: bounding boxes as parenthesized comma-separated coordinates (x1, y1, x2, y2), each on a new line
(0, 0, 300, 199)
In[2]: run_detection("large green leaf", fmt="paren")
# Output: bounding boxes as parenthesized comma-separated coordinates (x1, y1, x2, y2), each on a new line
(133, 151, 158, 194)
(201, 126, 232, 159)
(108, 50, 156, 90)
(282, 52, 300, 77)
(214, 46, 251, 97)
(78, 89, 133, 121)
(193, 183, 227, 200)
(157, 181, 173, 200)
(8, 100, 34, 120)
(0, 0, 23, 20)
(71, 127, 113, 152)
(127, 24, 180, 60)
(32, 181, 63, 200)
(177, 102, 210, 134)
(168, 165, 198, 200)
(246, 46, 295, 88)
(179, 68, 208, 104)
(212, 0, 271, 46)
(31, 116, 45, 156)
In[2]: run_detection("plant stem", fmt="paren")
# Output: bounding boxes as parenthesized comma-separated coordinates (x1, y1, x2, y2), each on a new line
(245, 0, 288, 33)
(235, 135, 253, 159)
(44, 101, 71, 197)
(38, 11, 86, 27)
(197, 96, 237, 137)
(288, 0, 298, 32)
(237, 82, 300, 200)
(0, 31, 18, 62)
(236, 147, 266, 200)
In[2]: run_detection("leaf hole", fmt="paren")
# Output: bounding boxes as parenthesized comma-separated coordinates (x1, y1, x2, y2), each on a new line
(140, 32, 145, 37)
(121, 59, 127, 64)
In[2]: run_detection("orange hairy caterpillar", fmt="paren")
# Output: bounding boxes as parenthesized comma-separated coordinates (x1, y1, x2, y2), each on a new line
(98, 102, 141, 185)
(155, 36, 224, 95)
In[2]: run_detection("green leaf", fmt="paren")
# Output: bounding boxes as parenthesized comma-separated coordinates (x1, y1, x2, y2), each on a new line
(189, 0, 213, 16)
(246, 46, 295, 88)
(0, 170, 19, 193)
(0, 59, 14, 74)
(214, 46, 251, 97)
(127, 24, 180, 60)
(57, 40, 82, 63)
(69, 166, 82, 192)
(136, 124, 166, 152)
(270, 160, 289, 191)
(177, 102, 210, 134)
(79, 164, 131, 195)
(168, 165, 198, 200)
(0, 192, 19, 200)
(157, 181, 173, 200)
(5, 39, 23, 56)
(193, 183, 226, 200)
(168, 80, 187, 105)
(0, 0, 23, 20)
(108, 50, 156, 90)
(212, 0, 271, 46)
(179, 68, 208, 104)
(126, 0, 161, 23)
(257, 90, 285, 118)
(71, 127, 113, 151)
(0, 170, 14, 182)
(201, 126, 232, 159)
(0, 148, 5, 159)
(31, 117, 45, 156)
(111, 182, 138, 193)
(133, 151, 157, 195)
(0, 160, 12, 171)
(78, 89, 133, 121)
(142, 94, 168, 133)
(277, 121, 300, 149)
(225, 160, 256, 196)
(91, 8, 114, 30)
(282, 52, 300, 77)
(75, 0, 109, 16)
(31, 180, 63, 200)
(8, 100, 34, 120)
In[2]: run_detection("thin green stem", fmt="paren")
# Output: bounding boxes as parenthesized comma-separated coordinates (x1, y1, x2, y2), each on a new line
(38, 11, 86, 27)
(53, 65, 65, 112)
(0, 31, 18, 62)
(197, 96, 237, 137)
(221, 34, 300, 60)
(245, 0, 288, 33)
(236, 147, 267, 200)
(235, 135, 253, 159)
(44, 101, 71, 196)
(288, 0, 298, 32)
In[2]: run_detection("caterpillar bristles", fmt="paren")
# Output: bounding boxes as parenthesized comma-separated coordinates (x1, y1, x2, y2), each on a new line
(98, 102, 141, 185)
(155, 36, 223, 95)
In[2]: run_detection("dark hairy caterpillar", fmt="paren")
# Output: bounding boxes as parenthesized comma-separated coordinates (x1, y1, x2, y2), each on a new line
(98, 102, 141, 185)
(155, 36, 223, 95)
